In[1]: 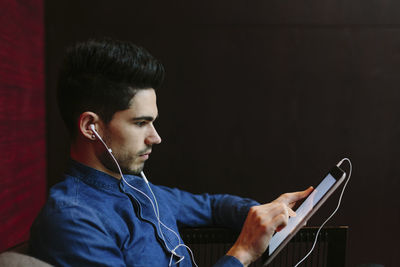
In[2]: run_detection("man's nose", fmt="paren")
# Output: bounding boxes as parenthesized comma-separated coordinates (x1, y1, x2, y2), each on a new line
(145, 125, 162, 145)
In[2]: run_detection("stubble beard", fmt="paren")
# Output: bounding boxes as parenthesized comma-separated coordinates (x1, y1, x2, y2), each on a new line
(100, 150, 145, 177)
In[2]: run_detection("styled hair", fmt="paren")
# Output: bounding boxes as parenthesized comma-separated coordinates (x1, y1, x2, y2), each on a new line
(57, 38, 165, 138)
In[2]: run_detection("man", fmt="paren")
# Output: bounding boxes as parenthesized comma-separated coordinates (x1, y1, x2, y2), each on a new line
(30, 39, 312, 266)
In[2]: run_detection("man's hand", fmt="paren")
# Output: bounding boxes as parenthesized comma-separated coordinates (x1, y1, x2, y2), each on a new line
(226, 187, 313, 266)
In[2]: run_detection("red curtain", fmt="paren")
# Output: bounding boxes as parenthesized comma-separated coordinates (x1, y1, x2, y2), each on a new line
(0, 0, 46, 251)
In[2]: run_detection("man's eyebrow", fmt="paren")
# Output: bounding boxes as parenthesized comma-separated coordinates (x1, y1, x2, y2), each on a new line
(132, 115, 158, 121)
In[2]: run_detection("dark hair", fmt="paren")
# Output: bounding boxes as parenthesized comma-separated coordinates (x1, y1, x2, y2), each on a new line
(57, 39, 165, 138)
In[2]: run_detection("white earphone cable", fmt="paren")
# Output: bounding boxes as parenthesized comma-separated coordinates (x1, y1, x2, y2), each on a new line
(91, 126, 198, 266)
(293, 158, 352, 267)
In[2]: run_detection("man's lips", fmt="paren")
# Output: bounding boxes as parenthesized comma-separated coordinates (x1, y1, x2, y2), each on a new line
(139, 151, 151, 159)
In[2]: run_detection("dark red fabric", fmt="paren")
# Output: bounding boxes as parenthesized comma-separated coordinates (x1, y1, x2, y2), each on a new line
(0, 0, 45, 251)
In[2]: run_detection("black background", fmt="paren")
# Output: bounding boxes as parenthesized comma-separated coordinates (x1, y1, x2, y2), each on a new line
(45, 1, 400, 266)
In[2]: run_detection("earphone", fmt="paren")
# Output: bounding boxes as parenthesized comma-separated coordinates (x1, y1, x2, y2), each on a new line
(293, 158, 352, 267)
(89, 124, 198, 266)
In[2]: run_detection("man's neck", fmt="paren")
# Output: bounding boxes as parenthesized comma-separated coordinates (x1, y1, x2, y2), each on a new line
(70, 141, 122, 180)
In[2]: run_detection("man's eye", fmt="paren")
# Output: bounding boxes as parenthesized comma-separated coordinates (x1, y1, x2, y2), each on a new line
(135, 121, 147, 127)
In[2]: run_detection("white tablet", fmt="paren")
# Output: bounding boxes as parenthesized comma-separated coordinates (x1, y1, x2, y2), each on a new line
(262, 165, 346, 266)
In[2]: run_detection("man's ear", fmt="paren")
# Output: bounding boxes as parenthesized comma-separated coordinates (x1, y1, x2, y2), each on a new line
(78, 112, 101, 141)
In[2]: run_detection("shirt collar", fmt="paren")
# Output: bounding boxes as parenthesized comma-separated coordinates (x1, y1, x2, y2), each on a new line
(66, 159, 144, 192)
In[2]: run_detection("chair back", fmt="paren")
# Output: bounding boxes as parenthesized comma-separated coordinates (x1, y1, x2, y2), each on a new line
(180, 226, 348, 267)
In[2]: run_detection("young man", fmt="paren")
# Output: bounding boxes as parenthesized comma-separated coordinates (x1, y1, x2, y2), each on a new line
(30, 39, 312, 266)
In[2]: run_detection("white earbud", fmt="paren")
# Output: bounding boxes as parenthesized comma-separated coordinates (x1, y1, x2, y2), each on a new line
(90, 124, 112, 153)
(90, 124, 101, 140)
(90, 124, 97, 135)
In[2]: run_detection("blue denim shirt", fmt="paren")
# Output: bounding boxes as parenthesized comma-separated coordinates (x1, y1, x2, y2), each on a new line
(30, 161, 259, 266)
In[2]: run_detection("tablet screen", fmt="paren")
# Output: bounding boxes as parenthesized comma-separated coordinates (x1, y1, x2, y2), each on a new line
(268, 173, 337, 255)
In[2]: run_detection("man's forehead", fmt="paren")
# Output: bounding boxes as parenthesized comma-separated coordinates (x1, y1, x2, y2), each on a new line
(127, 89, 158, 116)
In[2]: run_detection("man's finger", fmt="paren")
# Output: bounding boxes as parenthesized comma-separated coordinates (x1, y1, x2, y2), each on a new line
(288, 208, 296, 217)
(277, 186, 314, 205)
(272, 213, 289, 232)
(251, 202, 289, 222)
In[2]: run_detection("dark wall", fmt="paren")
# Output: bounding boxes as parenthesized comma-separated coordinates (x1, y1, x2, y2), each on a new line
(46, 1, 399, 266)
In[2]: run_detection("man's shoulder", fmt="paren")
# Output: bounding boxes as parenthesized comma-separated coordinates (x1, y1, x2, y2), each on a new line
(33, 175, 128, 234)
(39, 177, 94, 220)
(44, 174, 124, 214)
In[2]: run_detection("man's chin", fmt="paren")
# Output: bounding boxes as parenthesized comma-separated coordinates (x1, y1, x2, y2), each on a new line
(123, 164, 144, 176)
(101, 154, 144, 176)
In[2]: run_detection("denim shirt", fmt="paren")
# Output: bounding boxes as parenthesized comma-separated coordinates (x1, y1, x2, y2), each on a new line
(30, 161, 259, 266)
